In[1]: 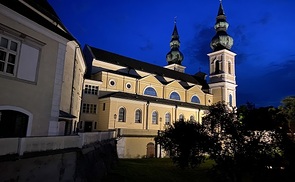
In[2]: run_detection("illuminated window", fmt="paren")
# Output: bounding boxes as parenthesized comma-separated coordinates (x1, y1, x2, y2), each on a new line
(144, 87, 157, 96)
(0, 35, 19, 76)
(170, 92, 180, 100)
(118, 107, 126, 122)
(152, 111, 158, 124)
(165, 113, 171, 125)
(191, 96, 200, 104)
(135, 109, 142, 123)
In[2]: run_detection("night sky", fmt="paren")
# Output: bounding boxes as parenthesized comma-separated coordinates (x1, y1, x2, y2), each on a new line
(48, 0, 295, 107)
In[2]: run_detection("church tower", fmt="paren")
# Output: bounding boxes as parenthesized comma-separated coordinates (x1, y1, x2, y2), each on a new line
(207, 1, 237, 107)
(165, 20, 186, 73)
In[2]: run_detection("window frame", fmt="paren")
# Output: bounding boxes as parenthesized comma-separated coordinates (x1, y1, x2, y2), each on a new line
(144, 87, 157, 97)
(191, 95, 200, 104)
(165, 113, 171, 125)
(118, 107, 126, 122)
(0, 34, 20, 76)
(82, 103, 97, 114)
(152, 111, 158, 124)
(135, 109, 142, 123)
(169, 91, 181, 101)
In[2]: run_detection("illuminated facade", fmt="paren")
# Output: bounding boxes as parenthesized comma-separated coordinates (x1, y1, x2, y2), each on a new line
(80, 2, 236, 158)
(0, 1, 86, 137)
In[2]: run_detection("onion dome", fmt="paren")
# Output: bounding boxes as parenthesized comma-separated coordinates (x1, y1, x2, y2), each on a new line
(166, 22, 184, 65)
(210, 1, 234, 51)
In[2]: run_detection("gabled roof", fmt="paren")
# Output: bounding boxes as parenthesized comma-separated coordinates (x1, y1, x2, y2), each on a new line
(99, 92, 208, 110)
(86, 45, 210, 92)
(1, 0, 75, 41)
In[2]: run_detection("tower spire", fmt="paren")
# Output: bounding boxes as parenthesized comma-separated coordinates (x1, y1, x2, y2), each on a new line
(210, 0, 233, 51)
(166, 19, 183, 65)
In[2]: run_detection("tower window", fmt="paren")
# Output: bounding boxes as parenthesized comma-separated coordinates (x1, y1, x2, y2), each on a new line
(215, 61, 220, 74)
(228, 61, 231, 74)
(229, 94, 233, 107)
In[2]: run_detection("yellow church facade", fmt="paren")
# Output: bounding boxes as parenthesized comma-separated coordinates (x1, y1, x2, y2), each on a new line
(80, 1, 237, 158)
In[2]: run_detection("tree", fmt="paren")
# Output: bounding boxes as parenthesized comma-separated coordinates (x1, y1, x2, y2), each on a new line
(155, 120, 209, 169)
(203, 102, 285, 182)
(279, 96, 295, 133)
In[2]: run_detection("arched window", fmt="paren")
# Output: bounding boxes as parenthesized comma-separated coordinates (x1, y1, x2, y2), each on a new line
(229, 94, 233, 107)
(170, 92, 180, 100)
(228, 61, 232, 74)
(215, 61, 220, 73)
(0, 110, 28, 137)
(165, 113, 171, 125)
(118, 107, 126, 122)
(191, 96, 200, 104)
(135, 109, 142, 123)
(152, 111, 158, 124)
(179, 114, 184, 121)
(144, 87, 157, 96)
(190, 115, 195, 122)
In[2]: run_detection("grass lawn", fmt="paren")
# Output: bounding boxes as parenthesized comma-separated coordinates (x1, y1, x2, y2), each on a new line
(102, 158, 215, 182)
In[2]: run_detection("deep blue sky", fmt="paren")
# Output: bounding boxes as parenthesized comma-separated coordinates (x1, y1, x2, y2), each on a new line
(48, 0, 295, 107)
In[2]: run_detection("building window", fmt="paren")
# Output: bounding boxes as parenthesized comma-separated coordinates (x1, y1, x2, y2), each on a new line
(179, 114, 184, 121)
(144, 87, 157, 97)
(191, 96, 200, 104)
(215, 61, 220, 74)
(135, 109, 142, 123)
(94, 122, 97, 129)
(229, 94, 233, 107)
(0, 35, 20, 76)
(228, 61, 232, 74)
(84, 85, 98, 95)
(152, 111, 158, 124)
(118, 107, 126, 122)
(170, 92, 180, 100)
(190, 115, 195, 122)
(103, 103, 106, 111)
(109, 79, 116, 86)
(165, 113, 171, 125)
(82, 104, 97, 114)
(126, 82, 132, 89)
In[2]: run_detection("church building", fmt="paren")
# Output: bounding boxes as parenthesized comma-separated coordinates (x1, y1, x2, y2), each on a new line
(80, 1, 237, 158)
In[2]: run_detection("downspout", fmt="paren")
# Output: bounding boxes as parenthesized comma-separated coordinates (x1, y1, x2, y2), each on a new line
(146, 101, 150, 130)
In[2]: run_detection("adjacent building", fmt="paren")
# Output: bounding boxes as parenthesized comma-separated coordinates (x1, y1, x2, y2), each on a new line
(0, 0, 86, 137)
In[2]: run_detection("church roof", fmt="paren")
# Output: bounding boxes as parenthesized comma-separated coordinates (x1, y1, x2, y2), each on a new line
(1, 0, 75, 41)
(99, 92, 208, 110)
(86, 45, 209, 92)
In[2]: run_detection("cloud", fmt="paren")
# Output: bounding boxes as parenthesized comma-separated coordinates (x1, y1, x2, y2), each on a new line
(252, 13, 271, 25)
(237, 57, 295, 107)
(184, 25, 214, 66)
